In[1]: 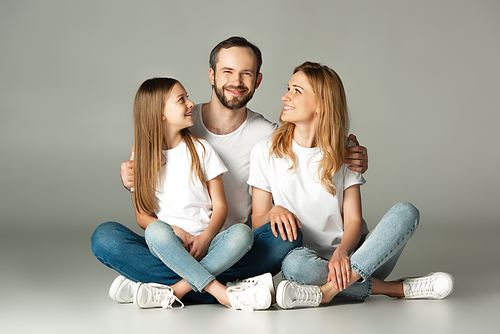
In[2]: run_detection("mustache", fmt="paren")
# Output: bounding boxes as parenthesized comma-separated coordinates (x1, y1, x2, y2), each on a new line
(224, 85, 248, 92)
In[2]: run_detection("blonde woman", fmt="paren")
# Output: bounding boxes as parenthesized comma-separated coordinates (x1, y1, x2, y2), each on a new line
(110, 78, 271, 311)
(248, 62, 454, 309)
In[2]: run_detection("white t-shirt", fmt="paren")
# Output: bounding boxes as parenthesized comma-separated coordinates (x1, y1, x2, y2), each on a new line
(248, 138, 366, 260)
(154, 139, 227, 236)
(190, 104, 276, 230)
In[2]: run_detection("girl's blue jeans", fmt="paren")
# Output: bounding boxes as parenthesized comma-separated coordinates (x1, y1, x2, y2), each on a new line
(145, 221, 253, 293)
(91, 221, 302, 303)
(281, 202, 420, 301)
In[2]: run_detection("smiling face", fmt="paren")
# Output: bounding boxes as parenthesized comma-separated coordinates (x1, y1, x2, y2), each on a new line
(162, 82, 195, 132)
(210, 46, 262, 110)
(281, 71, 318, 126)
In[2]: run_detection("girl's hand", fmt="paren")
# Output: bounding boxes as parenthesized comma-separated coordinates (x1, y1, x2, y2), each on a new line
(328, 248, 351, 291)
(185, 234, 211, 261)
(268, 205, 302, 242)
(171, 226, 194, 252)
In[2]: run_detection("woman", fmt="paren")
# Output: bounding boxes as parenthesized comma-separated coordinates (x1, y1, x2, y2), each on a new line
(248, 62, 454, 309)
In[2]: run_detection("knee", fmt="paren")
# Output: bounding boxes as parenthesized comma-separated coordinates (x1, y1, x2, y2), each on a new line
(227, 224, 254, 250)
(393, 202, 420, 229)
(144, 220, 175, 245)
(90, 221, 125, 260)
(281, 247, 310, 280)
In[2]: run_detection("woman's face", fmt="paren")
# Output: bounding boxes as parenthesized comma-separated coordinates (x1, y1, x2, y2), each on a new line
(281, 71, 318, 126)
(162, 83, 195, 131)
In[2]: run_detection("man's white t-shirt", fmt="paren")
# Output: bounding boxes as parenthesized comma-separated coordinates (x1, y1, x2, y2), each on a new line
(190, 104, 276, 230)
(247, 138, 366, 260)
(154, 139, 227, 236)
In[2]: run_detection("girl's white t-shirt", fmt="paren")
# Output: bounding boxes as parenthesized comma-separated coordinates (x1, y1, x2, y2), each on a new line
(248, 138, 366, 260)
(155, 139, 227, 236)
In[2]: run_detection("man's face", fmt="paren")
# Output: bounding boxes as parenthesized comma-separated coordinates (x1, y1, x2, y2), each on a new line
(210, 47, 262, 110)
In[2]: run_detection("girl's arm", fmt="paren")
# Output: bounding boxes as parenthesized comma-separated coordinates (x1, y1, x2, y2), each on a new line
(185, 174, 228, 261)
(328, 184, 363, 291)
(252, 187, 302, 242)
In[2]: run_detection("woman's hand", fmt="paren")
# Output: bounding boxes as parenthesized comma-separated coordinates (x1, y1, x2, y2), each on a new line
(268, 205, 302, 242)
(328, 248, 351, 291)
(185, 234, 211, 261)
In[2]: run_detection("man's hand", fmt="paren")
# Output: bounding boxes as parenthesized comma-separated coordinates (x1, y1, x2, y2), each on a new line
(121, 146, 134, 191)
(268, 205, 302, 242)
(346, 134, 368, 174)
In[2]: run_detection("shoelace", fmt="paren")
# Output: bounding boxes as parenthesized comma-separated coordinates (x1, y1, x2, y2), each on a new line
(227, 286, 258, 311)
(294, 285, 321, 306)
(150, 286, 185, 309)
(405, 278, 433, 297)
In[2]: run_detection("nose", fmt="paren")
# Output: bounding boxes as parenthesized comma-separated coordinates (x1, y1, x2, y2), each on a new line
(187, 98, 194, 108)
(282, 92, 291, 102)
(229, 73, 243, 86)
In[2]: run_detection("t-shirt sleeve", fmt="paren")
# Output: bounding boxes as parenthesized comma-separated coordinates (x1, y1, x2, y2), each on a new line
(247, 140, 272, 194)
(200, 140, 228, 181)
(343, 165, 366, 190)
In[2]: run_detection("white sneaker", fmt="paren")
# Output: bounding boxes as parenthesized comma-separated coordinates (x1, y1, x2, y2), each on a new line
(402, 272, 454, 299)
(276, 280, 322, 309)
(109, 275, 138, 303)
(134, 283, 184, 309)
(226, 273, 276, 304)
(226, 284, 271, 311)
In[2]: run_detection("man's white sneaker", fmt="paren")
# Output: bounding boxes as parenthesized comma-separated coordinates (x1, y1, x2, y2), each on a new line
(133, 283, 184, 309)
(226, 284, 271, 311)
(226, 273, 276, 304)
(109, 275, 138, 303)
(402, 272, 454, 299)
(276, 280, 322, 309)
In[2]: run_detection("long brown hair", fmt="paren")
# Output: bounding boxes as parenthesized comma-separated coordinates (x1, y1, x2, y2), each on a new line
(270, 61, 349, 196)
(133, 78, 205, 215)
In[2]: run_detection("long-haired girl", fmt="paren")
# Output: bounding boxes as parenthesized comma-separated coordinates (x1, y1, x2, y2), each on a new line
(248, 62, 454, 309)
(131, 77, 271, 311)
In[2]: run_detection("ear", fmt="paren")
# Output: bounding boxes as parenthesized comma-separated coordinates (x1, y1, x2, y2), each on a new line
(254, 73, 263, 89)
(209, 68, 215, 86)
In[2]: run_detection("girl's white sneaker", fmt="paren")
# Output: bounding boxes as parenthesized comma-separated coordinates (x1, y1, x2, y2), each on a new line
(133, 283, 184, 309)
(227, 284, 272, 311)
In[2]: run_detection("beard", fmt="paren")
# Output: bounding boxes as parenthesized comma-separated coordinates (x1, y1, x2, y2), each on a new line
(213, 77, 256, 110)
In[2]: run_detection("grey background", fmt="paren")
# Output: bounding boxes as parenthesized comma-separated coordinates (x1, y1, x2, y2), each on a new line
(1, 1, 499, 333)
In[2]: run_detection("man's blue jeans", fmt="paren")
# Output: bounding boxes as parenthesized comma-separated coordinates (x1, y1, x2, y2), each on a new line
(91, 221, 302, 303)
(281, 202, 420, 301)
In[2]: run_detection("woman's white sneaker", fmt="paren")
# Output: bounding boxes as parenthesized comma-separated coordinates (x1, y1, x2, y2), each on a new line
(133, 283, 184, 309)
(109, 275, 138, 303)
(276, 280, 322, 309)
(402, 272, 454, 299)
(226, 273, 276, 304)
(226, 284, 272, 311)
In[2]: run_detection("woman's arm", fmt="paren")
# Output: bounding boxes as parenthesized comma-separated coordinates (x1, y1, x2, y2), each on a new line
(185, 174, 228, 261)
(252, 187, 302, 242)
(328, 184, 363, 291)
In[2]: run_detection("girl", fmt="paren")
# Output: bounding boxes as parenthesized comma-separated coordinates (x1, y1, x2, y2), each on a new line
(248, 62, 454, 309)
(131, 77, 271, 311)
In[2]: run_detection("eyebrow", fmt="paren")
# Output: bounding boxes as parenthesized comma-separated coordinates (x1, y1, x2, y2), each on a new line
(291, 84, 304, 90)
(221, 66, 255, 73)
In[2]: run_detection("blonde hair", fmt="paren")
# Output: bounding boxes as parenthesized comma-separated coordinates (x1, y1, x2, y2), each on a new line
(133, 78, 205, 215)
(270, 61, 349, 196)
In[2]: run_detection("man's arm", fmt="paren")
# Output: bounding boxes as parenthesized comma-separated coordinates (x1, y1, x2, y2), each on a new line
(121, 147, 134, 191)
(346, 134, 368, 173)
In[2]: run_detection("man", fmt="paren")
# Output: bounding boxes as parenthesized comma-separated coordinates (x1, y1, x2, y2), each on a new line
(91, 36, 368, 306)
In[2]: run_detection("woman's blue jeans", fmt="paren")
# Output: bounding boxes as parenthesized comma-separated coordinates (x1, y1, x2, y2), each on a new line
(281, 202, 420, 301)
(91, 221, 302, 303)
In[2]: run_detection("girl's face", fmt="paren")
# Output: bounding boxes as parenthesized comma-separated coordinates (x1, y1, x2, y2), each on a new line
(281, 71, 318, 126)
(162, 83, 195, 131)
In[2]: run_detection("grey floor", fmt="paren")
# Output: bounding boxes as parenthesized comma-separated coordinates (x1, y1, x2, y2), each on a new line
(1, 222, 497, 334)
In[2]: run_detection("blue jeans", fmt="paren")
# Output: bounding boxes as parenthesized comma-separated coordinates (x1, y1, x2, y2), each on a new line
(91, 221, 302, 303)
(145, 221, 253, 292)
(281, 202, 419, 301)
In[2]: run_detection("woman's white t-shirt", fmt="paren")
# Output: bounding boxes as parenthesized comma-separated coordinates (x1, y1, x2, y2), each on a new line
(155, 139, 227, 236)
(248, 138, 365, 259)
